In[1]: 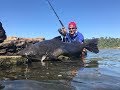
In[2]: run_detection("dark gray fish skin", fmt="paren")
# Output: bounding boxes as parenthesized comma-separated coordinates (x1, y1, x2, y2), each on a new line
(18, 36, 99, 61)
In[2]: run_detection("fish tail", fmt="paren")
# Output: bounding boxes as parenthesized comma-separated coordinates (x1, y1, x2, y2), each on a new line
(85, 39, 99, 53)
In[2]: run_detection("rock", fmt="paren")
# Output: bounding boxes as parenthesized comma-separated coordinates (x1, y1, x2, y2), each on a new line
(0, 22, 7, 43)
(0, 83, 5, 89)
(0, 36, 45, 56)
(0, 56, 27, 66)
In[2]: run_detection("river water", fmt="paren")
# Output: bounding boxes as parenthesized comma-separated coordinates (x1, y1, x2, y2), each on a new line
(0, 49, 120, 90)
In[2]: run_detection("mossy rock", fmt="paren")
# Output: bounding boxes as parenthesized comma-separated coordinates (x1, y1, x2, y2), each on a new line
(0, 56, 27, 67)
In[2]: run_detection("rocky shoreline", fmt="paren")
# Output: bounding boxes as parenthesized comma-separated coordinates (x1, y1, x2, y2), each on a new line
(0, 36, 45, 55)
(0, 36, 45, 66)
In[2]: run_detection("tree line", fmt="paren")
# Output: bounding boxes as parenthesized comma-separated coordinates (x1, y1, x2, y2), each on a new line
(85, 37, 120, 49)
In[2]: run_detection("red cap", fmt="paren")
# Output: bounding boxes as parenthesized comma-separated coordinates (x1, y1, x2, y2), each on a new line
(68, 22, 77, 28)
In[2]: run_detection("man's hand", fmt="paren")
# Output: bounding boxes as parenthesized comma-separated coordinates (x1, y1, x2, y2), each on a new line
(58, 27, 67, 36)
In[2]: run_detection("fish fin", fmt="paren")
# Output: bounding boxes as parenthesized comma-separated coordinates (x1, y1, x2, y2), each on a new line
(41, 55, 47, 62)
(52, 48, 64, 57)
(85, 39, 99, 53)
(53, 36, 62, 41)
(41, 55, 47, 66)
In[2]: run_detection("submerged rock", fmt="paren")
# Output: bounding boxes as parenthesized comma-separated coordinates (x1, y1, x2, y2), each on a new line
(0, 83, 5, 89)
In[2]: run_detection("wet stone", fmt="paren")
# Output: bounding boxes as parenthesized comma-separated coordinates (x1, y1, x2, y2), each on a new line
(0, 36, 45, 56)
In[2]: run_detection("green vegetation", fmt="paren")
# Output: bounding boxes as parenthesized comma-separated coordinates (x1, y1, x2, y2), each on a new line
(85, 37, 120, 49)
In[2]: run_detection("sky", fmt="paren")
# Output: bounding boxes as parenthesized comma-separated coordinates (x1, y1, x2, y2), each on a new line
(0, 0, 120, 39)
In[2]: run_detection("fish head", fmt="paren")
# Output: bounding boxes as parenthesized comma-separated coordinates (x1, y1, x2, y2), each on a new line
(18, 44, 38, 57)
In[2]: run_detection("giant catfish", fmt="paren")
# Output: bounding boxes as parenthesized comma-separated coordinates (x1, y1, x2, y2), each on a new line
(18, 36, 99, 61)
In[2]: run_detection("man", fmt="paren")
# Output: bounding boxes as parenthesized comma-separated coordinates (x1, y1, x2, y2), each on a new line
(58, 22, 84, 43)
(58, 21, 87, 58)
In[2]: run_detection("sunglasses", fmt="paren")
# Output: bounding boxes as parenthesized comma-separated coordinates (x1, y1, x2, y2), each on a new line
(68, 28, 76, 30)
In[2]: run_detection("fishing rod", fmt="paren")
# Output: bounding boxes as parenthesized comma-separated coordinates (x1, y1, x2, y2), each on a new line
(46, 0, 64, 27)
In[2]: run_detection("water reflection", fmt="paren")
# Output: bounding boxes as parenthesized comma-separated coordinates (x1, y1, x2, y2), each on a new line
(0, 49, 120, 90)
(0, 60, 85, 90)
(71, 67, 120, 90)
(71, 49, 120, 90)
(0, 60, 85, 80)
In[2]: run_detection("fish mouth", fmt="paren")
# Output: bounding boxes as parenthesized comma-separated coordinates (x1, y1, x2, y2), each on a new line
(19, 51, 36, 58)
(21, 53, 48, 61)
(21, 55, 39, 61)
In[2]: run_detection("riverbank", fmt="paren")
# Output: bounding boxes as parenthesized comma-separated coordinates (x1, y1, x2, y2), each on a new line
(0, 56, 27, 66)
(0, 36, 45, 66)
(0, 36, 45, 55)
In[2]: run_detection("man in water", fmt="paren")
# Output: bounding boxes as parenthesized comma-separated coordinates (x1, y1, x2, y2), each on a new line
(58, 21, 84, 43)
(58, 21, 87, 58)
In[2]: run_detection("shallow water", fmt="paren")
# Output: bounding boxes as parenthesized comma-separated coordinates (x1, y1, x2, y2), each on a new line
(0, 49, 120, 90)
